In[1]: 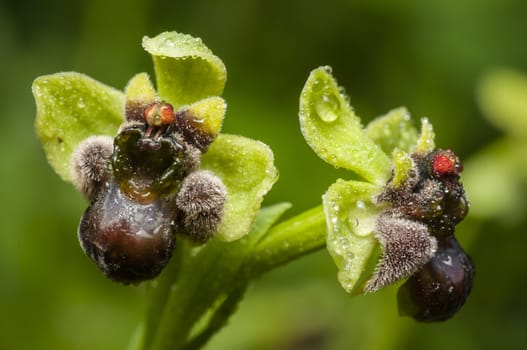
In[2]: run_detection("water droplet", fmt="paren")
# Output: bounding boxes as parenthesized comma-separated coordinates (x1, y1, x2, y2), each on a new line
(442, 255, 453, 266)
(335, 200, 377, 237)
(315, 92, 340, 122)
(164, 38, 175, 47)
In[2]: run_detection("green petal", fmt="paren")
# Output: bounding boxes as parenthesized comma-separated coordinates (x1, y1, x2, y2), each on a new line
(33, 72, 124, 182)
(186, 96, 226, 139)
(323, 179, 382, 293)
(414, 118, 435, 154)
(125, 72, 158, 103)
(391, 148, 414, 188)
(299, 66, 391, 185)
(478, 68, 527, 137)
(366, 107, 418, 154)
(201, 134, 278, 241)
(142, 32, 227, 109)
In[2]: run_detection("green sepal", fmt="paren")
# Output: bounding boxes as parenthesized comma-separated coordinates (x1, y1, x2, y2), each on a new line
(366, 107, 418, 154)
(142, 31, 227, 109)
(323, 179, 382, 293)
(33, 72, 124, 182)
(299, 66, 391, 185)
(201, 134, 278, 241)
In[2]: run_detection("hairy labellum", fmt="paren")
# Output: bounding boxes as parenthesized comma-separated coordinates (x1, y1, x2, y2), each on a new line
(365, 149, 473, 321)
(73, 100, 227, 283)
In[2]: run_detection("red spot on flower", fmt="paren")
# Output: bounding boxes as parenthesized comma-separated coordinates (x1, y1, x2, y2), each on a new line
(159, 104, 175, 124)
(432, 150, 463, 177)
(145, 102, 175, 126)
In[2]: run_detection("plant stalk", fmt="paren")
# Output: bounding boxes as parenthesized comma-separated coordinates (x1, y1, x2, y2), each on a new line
(144, 204, 327, 350)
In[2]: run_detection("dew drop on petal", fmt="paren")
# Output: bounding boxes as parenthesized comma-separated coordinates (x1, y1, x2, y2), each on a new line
(315, 92, 340, 123)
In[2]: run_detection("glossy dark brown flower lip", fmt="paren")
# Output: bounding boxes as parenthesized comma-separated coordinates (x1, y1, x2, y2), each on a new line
(365, 148, 473, 322)
(397, 236, 475, 322)
(78, 179, 177, 284)
(73, 99, 227, 284)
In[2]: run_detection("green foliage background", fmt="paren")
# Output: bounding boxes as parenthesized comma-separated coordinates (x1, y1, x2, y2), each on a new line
(1, 0, 526, 349)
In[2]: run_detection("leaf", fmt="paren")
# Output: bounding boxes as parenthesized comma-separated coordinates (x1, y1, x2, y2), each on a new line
(478, 68, 527, 137)
(366, 107, 418, 154)
(299, 66, 391, 185)
(142, 31, 227, 109)
(323, 179, 382, 293)
(244, 202, 293, 244)
(201, 134, 278, 241)
(33, 72, 124, 182)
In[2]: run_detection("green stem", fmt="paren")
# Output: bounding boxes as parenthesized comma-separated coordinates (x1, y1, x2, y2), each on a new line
(144, 204, 327, 350)
(184, 284, 248, 350)
(143, 240, 190, 349)
(248, 205, 327, 275)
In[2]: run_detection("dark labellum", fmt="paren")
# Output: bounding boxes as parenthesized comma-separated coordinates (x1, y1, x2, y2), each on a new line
(397, 235, 475, 322)
(73, 100, 226, 284)
(77, 118, 186, 284)
(366, 148, 473, 321)
(78, 179, 177, 284)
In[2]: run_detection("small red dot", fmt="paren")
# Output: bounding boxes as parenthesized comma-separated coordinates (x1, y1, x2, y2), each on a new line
(159, 104, 175, 124)
(432, 152, 458, 176)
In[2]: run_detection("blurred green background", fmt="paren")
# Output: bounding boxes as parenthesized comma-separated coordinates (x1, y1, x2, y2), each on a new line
(2, 0, 527, 349)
